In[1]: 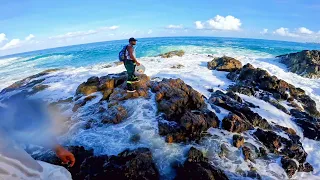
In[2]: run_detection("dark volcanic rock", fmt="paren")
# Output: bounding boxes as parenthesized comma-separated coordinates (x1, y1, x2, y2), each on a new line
(290, 109, 320, 140)
(222, 113, 254, 133)
(254, 129, 309, 168)
(159, 50, 185, 58)
(152, 78, 219, 142)
(101, 105, 128, 124)
(209, 90, 271, 130)
(34, 146, 159, 180)
(281, 157, 298, 178)
(298, 162, 314, 173)
(104, 148, 159, 180)
(176, 147, 229, 180)
(276, 50, 320, 78)
(226, 63, 320, 118)
(232, 134, 245, 148)
(207, 56, 242, 72)
(242, 146, 253, 161)
(1, 69, 59, 94)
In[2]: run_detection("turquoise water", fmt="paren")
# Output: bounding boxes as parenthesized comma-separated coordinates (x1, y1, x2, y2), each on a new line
(0, 36, 320, 90)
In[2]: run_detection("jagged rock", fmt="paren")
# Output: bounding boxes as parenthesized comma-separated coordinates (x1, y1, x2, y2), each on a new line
(254, 129, 308, 164)
(152, 78, 219, 142)
(72, 95, 97, 112)
(209, 90, 271, 130)
(290, 109, 320, 140)
(159, 50, 185, 58)
(226, 63, 320, 118)
(242, 146, 253, 161)
(276, 50, 320, 78)
(1, 69, 59, 94)
(281, 157, 298, 178)
(34, 147, 159, 180)
(152, 78, 205, 121)
(207, 56, 242, 72)
(158, 121, 186, 143)
(187, 147, 208, 163)
(76, 76, 100, 96)
(31, 84, 49, 94)
(232, 134, 244, 148)
(298, 162, 314, 173)
(104, 148, 159, 180)
(176, 147, 229, 180)
(101, 105, 128, 124)
(222, 113, 253, 133)
(227, 84, 255, 96)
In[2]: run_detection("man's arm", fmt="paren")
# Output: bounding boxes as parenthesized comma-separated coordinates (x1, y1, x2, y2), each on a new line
(127, 46, 140, 65)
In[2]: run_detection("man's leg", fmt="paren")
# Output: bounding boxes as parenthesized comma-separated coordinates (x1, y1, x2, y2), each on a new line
(124, 60, 136, 92)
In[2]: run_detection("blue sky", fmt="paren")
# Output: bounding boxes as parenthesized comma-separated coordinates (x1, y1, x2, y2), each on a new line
(0, 0, 320, 56)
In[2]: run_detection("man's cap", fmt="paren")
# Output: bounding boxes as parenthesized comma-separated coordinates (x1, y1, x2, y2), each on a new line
(129, 37, 138, 42)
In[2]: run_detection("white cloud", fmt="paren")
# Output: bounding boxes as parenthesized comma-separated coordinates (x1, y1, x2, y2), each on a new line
(260, 29, 268, 35)
(0, 39, 21, 50)
(50, 30, 98, 39)
(195, 15, 241, 31)
(207, 15, 241, 31)
(273, 27, 299, 37)
(100, 25, 119, 30)
(25, 34, 35, 41)
(166, 24, 184, 29)
(147, 29, 153, 34)
(297, 27, 313, 34)
(50, 25, 120, 40)
(0, 33, 7, 43)
(195, 21, 204, 30)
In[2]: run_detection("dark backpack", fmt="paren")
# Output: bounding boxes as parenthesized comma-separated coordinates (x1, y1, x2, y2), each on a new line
(119, 45, 128, 62)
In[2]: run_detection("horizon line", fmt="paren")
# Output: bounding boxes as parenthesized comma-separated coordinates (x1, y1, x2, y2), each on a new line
(0, 35, 319, 58)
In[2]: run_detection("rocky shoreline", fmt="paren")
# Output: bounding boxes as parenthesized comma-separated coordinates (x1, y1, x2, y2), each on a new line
(277, 50, 320, 79)
(1, 51, 319, 179)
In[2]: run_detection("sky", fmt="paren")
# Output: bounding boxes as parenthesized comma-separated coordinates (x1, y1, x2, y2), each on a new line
(0, 0, 320, 56)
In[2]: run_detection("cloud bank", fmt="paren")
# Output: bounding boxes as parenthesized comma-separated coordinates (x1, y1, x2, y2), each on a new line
(195, 15, 242, 31)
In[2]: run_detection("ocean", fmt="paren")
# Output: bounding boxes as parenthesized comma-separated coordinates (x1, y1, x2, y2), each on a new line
(1, 37, 320, 179)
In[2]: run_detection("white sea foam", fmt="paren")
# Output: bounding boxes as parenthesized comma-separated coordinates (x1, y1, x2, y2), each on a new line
(2, 46, 320, 179)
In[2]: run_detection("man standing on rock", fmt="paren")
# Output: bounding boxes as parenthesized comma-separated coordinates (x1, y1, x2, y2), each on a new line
(124, 37, 141, 92)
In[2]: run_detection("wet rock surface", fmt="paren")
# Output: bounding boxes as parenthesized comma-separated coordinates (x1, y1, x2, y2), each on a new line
(225, 63, 320, 118)
(159, 50, 185, 58)
(34, 146, 159, 180)
(207, 56, 242, 72)
(277, 50, 320, 78)
(152, 78, 219, 142)
(175, 147, 229, 180)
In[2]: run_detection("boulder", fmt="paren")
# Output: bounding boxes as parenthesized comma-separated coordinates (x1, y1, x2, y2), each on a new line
(31, 84, 49, 94)
(101, 105, 128, 124)
(276, 50, 320, 78)
(281, 157, 298, 178)
(104, 148, 159, 180)
(152, 78, 219, 142)
(226, 63, 320, 118)
(242, 146, 252, 161)
(232, 134, 245, 148)
(1, 68, 59, 94)
(34, 146, 159, 180)
(151, 78, 206, 121)
(175, 147, 229, 180)
(298, 162, 314, 173)
(290, 109, 320, 140)
(254, 129, 309, 165)
(222, 113, 254, 133)
(76, 76, 100, 96)
(209, 90, 271, 130)
(207, 56, 242, 72)
(159, 50, 185, 58)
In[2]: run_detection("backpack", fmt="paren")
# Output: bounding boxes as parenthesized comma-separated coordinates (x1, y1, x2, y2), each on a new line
(119, 45, 128, 62)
